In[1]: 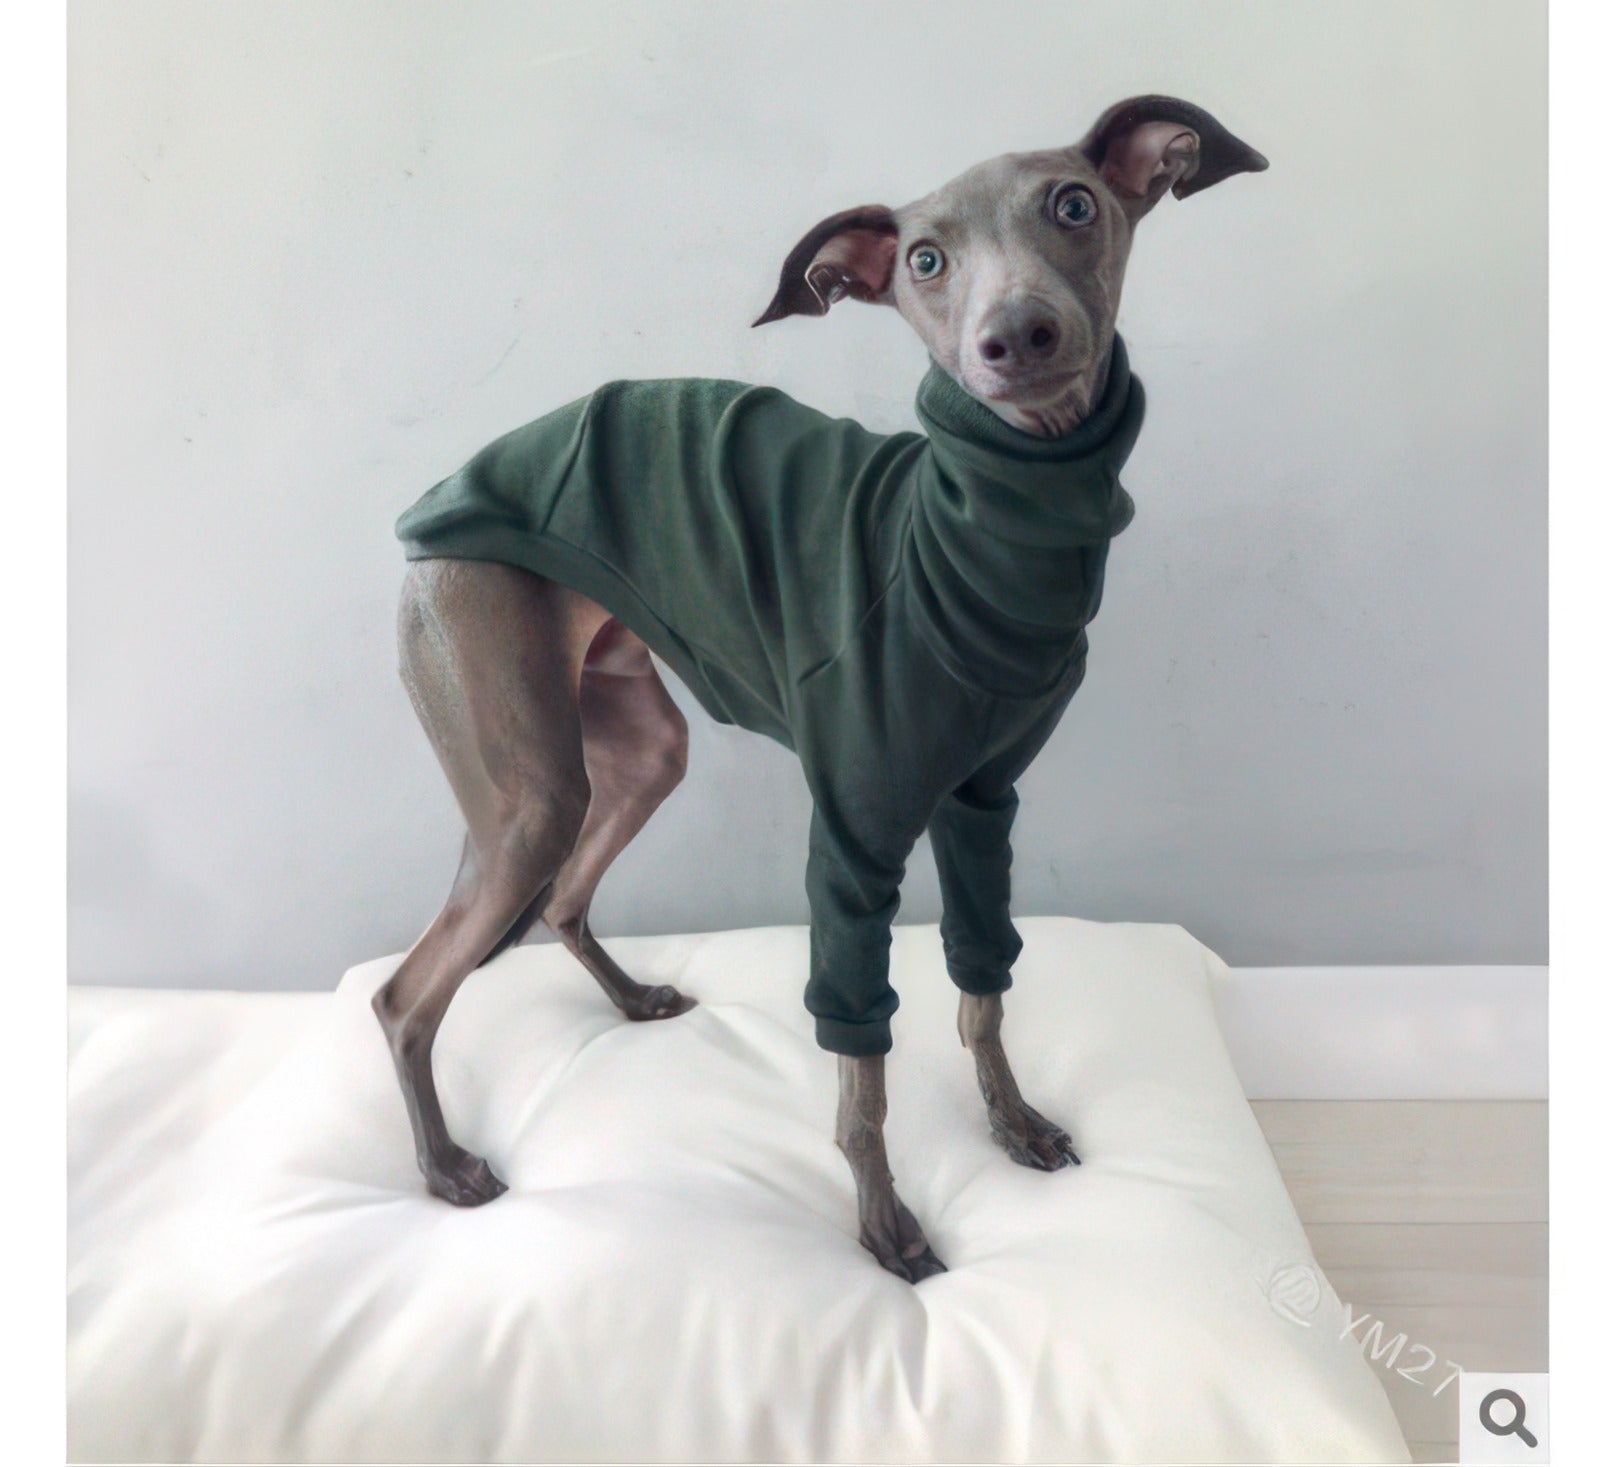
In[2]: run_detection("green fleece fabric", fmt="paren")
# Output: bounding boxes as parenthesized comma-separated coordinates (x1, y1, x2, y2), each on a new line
(396, 333, 1145, 1055)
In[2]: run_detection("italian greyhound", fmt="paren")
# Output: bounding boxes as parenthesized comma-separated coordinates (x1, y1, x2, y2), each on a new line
(374, 95, 1266, 1281)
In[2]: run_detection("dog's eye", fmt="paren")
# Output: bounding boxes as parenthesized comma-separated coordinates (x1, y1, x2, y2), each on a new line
(1053, 186, 1097, 229)
(908, 245, 945, 280)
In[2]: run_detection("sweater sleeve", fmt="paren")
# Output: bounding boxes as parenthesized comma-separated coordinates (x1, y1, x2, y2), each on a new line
(926, 780, 1021, 996)
(802, 794, 916, 1057)
(926, 673, 1082, 994)
(791, 598, 987, 1056)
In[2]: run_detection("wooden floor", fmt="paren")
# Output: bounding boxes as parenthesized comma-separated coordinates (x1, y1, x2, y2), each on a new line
(1252, 1101, 1548, 1464)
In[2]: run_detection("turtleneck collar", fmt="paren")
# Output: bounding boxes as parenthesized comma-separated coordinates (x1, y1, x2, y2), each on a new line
(899, 331, 1146, 698)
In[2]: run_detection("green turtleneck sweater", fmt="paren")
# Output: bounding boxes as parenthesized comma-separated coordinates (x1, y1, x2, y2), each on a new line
(397, 335, 1145, 1055)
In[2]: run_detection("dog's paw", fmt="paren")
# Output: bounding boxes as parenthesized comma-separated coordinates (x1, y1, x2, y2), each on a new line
(615, 982, 698, 1021)
(990, 1101, 1080, 1171)
(860, 1197, 949, 1284)
(420, 1144, 509, 1206)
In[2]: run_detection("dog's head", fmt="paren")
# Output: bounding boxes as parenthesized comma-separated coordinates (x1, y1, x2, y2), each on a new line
(754, 95, 1267, 437)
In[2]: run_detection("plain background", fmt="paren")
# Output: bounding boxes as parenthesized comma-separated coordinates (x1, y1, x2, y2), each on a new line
(67, 0, 1547, 990)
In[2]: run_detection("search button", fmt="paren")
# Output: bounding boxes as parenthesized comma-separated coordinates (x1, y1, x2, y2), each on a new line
(1480, 1388, 1538, 1448)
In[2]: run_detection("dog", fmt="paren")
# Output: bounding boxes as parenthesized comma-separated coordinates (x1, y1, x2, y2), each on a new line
(374, 95, 1267, 1281)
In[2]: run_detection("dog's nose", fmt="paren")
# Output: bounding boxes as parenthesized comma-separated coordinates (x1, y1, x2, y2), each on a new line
(976, 307, 1060, 367)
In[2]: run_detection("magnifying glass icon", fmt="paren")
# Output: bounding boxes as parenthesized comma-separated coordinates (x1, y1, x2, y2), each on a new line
(1480, 1388, 1538, 1448)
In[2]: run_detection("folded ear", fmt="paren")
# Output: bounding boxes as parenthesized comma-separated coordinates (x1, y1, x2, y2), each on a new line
(1079, 95, 1268, 224)
(752, 206, 899, 326)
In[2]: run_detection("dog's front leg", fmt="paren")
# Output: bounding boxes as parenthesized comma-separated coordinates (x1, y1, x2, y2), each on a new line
(957, 992, 1080, 1170)
(835, 1054, 947, 1282)
(798, 739, 949, 1280)
(928, 704, 1083, 1172)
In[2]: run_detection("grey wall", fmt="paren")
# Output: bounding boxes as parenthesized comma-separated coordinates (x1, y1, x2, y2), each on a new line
(68, 0, 1547, 990)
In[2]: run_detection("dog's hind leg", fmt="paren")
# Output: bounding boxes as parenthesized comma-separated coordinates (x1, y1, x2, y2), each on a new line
(540, 625, 698, 1020)
(373, 558, 601, 1205)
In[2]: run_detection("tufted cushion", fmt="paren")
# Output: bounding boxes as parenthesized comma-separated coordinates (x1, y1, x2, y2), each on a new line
(68, 919, 1408, 1463)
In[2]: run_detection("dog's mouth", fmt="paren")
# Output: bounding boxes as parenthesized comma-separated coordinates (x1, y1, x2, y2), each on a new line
(961, 364, 1089, 439)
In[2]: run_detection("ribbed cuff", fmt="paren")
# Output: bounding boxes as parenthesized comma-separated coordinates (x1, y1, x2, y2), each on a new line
(813, 1016, 894, 1057)
(947, 964, 1015, 997)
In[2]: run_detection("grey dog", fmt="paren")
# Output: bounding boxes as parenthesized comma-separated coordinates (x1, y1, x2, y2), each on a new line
(375, 95, 1267, 1281)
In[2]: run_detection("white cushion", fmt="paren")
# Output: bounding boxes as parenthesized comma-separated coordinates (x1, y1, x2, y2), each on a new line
(68, 918, 1408, 1463)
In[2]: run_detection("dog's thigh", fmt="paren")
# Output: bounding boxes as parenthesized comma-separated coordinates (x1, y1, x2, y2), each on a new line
(545, 633, 689, 926)
(398, 559, 610, 845)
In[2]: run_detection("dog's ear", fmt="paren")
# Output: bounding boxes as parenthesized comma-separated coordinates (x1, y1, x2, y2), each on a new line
(1079, 96, 1268, 224)
(753, 206, 899, 326)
